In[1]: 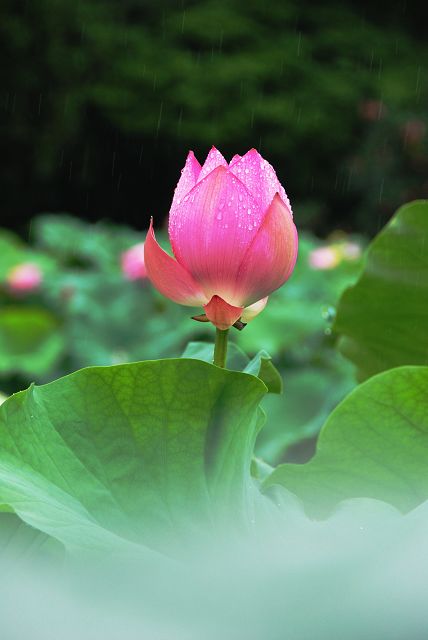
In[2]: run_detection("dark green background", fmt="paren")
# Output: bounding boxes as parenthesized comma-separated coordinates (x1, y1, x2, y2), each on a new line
(2, 0, 428, 235)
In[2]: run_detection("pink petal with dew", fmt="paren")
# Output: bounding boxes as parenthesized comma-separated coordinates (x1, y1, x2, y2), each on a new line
(168, 166, 265, 305)
(170, 151, 201, 216)
(7, 263, 42, 292)
(144, 222, 208, 306)
(229, 154, 242, 166)
(229, 149, 292, 215)
(121, 243, 147, 280)
(234, 194, 298, 305)
(197, 146, 228, 183)
(203, 295, 244, 331)
(241, 297, 268, 323)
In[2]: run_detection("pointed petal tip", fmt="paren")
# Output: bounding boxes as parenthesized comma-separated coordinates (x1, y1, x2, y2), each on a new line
(272, 191, 293, 217)
(198, 147, 228, 182)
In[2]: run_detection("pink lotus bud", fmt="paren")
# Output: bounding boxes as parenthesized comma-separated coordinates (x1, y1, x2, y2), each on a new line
(6, 262, 42, 292)
(308, 247, 340, 270)
(144, 147, 298, 329)
(121, 243, 147, 280)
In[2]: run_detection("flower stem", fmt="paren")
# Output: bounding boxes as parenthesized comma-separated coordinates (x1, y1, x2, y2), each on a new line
(213, 328, 229, 368)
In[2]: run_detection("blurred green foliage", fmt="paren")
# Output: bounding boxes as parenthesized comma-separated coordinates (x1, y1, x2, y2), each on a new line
(0, 213, 362, 464)
(1, 0, 427, 233)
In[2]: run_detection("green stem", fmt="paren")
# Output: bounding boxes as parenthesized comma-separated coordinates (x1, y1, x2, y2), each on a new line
(213, 328, 229, 368)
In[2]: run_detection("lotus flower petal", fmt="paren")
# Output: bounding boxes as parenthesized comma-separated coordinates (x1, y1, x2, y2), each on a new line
(170, 151, 201, 216)
(197, 146, 228, 182)
(234, 194, 298, 305)
(230, 149, 292, 214)
(169, 166, 264, 305)
(203, 295, 244, 330)
(146, 148, 299, 330)
(144, 222, 208, 306)
(229, 154, 242, 166)
(241, 297, 268, 323)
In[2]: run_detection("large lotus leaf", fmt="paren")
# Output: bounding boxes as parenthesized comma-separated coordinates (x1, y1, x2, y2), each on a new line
(265, 366, 428, 516)
(334, 201, 428, 380)
(0, 359, 266, 553)
(0, 512, 60, 561)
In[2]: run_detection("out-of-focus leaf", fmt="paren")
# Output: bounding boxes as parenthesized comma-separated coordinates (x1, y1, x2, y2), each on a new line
(335, 201, 428, 380)
(0, 360, 266, 553)
(265, 366, 428, 516)
(45, 272, 200, 368)
(256, 353, 355, 464)
(34, 214, 144, 272)
(0, 307, 64, 378)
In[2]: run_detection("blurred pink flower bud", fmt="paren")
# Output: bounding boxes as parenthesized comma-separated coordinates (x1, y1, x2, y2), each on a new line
(121, 243, 147, 280)
(7, 262, 42, 292)
(341, 242, 362, 261)
(145, 147, 298, 329)
(309, 247, 340, 270)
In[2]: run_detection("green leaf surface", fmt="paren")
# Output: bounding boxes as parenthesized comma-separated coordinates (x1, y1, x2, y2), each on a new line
(334, 201, 428, 380)
(0, 307, 65, 378)
(0, 513, 60, 561)
(265, 366, 428, 515)
(182, 341, 282, 393)
(0, 359, 266, 553)
(243, 350, 283, 394)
